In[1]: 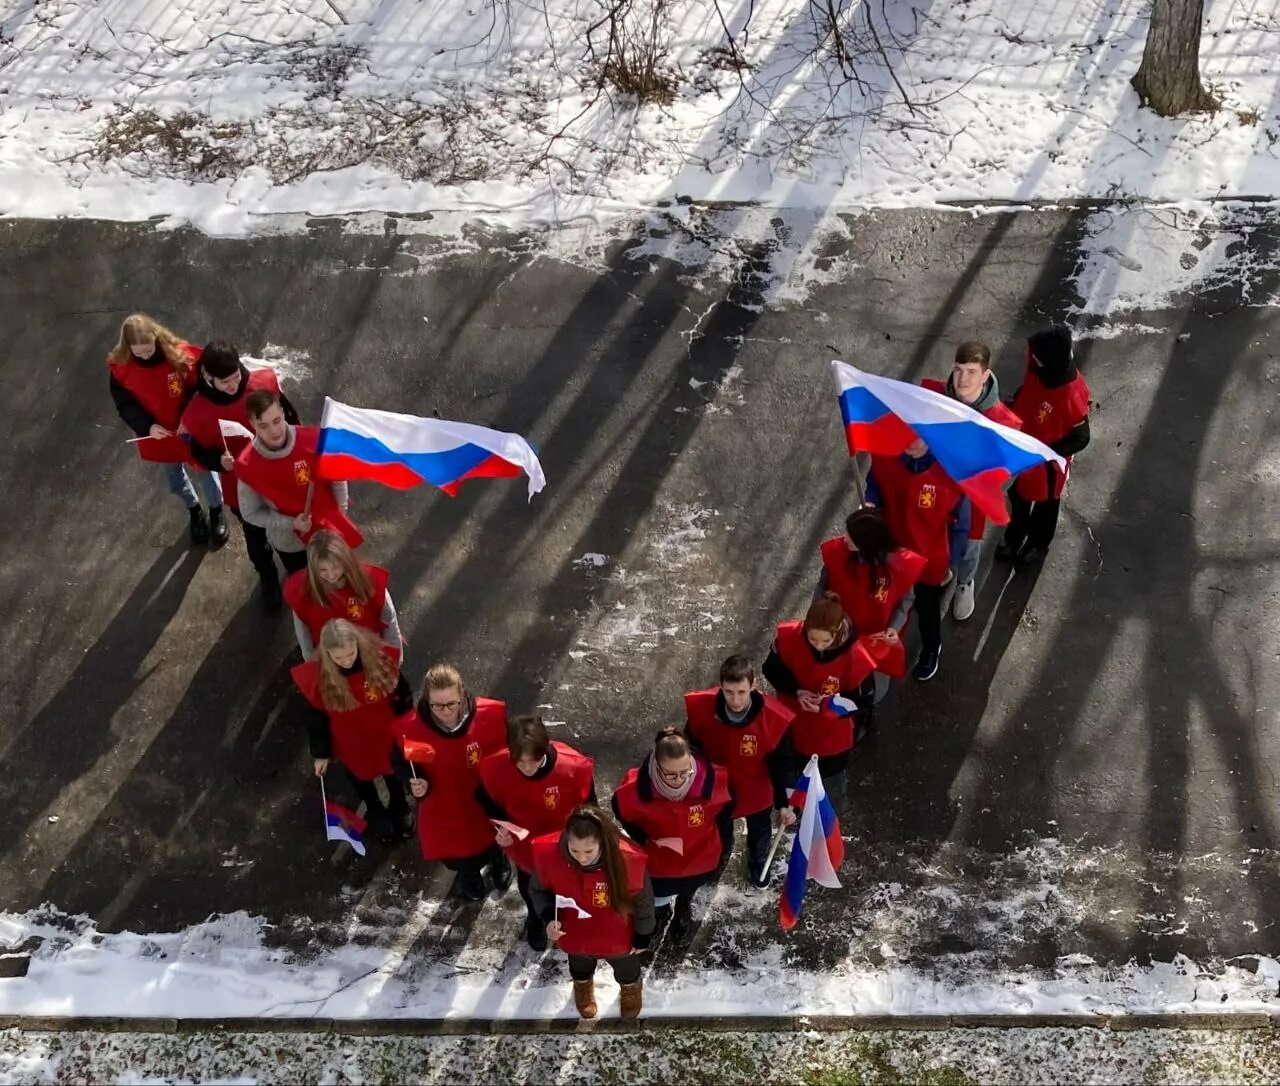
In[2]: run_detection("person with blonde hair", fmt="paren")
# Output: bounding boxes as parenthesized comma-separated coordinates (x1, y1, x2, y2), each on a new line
(107, 313, 224, 544)
(290, 619, 413, 843)
(283, 530, 402, 658)
(395, 663, 509, 900)
(528, 806, 655, 1019)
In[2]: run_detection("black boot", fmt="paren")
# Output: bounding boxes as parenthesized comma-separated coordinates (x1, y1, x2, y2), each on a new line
(454, 867, 486, 902)
(669, 895, 694, 944)
(258, 567, 283, 612)
(525, 914, 548, 951)
(188, 505, 210, 545)
(489, 852, 513, 894)
(209, 506, 230, 546)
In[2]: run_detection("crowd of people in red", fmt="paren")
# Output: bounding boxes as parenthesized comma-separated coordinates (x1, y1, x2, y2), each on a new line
(108, 313, 1090, 1018)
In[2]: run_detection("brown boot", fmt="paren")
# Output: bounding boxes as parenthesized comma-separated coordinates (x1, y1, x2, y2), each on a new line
(573, 978, 597, 1019)
(619, 980, 643, 1019)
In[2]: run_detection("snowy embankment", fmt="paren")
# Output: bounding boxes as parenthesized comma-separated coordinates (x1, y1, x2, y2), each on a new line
(1, 0, 1278, 235)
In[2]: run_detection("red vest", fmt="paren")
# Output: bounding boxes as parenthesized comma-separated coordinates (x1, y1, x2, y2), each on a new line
(395, 698, 508, 862)
(922, 378, 1023, 538)
(612, 758, 731, 880)
(683, 689, 793, 818)
(290, 647, 401, 781)
(1011, 369, 1090, 501)
(530, 833, 648, 958)
(178, 368, 281, 511)
(819, 538, 925, 679)
(284, 564, 390, 646)
(869, 454, 963, 585)
(478, 742, 595, 872)
(235, 426, 363, 548)
(771, 621, 876, 757)
(109, 342, 201, 463)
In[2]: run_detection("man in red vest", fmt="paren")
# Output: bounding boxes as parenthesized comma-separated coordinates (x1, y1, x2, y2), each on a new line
(866, 443, 970, 681)
(922, 341, 1022, 621)
(181, 342, 300, 608)
(997, 326, 1091, 566)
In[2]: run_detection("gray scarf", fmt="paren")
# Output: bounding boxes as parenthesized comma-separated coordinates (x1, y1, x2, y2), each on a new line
(649, 754, 696, 802)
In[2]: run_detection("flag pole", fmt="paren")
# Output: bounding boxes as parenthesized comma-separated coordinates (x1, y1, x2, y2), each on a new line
(851, 442, 867, 507)
(302, 479, 316, 517)
(760, 819, 790, 883)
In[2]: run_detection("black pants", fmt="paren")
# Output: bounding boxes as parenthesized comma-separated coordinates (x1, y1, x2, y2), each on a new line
(913, 582, 944, 654)
(568, 952, 641, 985)
(278, 547, 309, 575)
(442, 843, 503, 876)
(516, 867, 539, 923)
(350, 774, 409, 827)
(1004, 492, 1062, 553)
(231, 509, 276, 576)
(744, 809, 774, 878)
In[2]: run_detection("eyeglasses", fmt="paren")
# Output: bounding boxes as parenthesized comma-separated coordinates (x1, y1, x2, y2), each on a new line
(430, 699, 462, 713)
(657, 764, 692, 782)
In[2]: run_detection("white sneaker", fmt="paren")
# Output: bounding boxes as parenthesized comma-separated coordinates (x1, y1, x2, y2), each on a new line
(952, 580, 976, 621)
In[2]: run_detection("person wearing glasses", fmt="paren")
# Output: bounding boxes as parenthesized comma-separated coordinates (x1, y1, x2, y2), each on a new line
(396, 663, 510, 900)
(611, 727, 733, 945)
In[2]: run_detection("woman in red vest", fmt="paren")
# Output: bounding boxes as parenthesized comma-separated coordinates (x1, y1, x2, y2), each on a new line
(529, 806, 655, 1019)
(816, 507, 926, 695)
(998, 325, 1091, 566)
(107, 313, 224, 544)
(291, 619, 413, 843)
(397, 663, 511, 901)
(283, 530, 402, 660)
(684, 654, 796, 888)
(611, 728, 733, 944)
(478, 716, 596, 950)
(180, 340, 299, 606)
(762, 593, 878, 796)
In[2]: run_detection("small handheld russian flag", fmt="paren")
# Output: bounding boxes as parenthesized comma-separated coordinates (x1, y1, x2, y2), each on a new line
(779, 755, 845, 930)
(324, 801, 367, 857)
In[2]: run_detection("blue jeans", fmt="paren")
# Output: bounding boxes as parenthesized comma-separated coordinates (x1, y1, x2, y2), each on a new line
(162, 462, 223, 510)
(953, 538, 982, 586)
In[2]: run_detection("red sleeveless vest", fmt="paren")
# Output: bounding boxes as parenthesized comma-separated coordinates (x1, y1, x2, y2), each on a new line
(771, 620, 877, 756)
(612, 759, 732, 880)
(284, 563, 390, 646)
(1011, 369, 1090, 501)
(818, 538, 925, 679)
(109, 342, 200, 463)
(290, 646, 401, 781)
(869, 454, 963, 585)
(530, 833, 647, 958)
(179, 368, 281, 511)
(683, 689, 793, 818)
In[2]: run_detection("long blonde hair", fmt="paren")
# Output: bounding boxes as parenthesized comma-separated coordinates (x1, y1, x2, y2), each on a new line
(317, 619, 397, 712)
(306, 531, 374, 608)
(107, 313, 190, 369)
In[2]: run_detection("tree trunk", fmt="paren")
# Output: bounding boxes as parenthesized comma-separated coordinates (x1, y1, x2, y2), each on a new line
(1131, 0, 1218, 117)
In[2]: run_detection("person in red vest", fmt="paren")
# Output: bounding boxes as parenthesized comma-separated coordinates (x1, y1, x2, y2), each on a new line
(683, 654, 796, 888)
(922, 341, 1023, 620)
(283, 530, 403, 659)
(611, 728, 733, 944)
(396, 663, 511, 900)
(477, 716, 596, 950)
(180, 340, 299, 605)
(762, 594, 876, 796)
(528, 806, 655, 1019)
(997, 325, 1091, 566)
(816, 507, 926, 704)
(291, 618, 414, 844)
(107, 313, 224, 544)
(866, 441, 970, 681)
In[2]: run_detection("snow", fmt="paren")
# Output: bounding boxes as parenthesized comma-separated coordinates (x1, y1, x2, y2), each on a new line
(1, 0, 1278, 236)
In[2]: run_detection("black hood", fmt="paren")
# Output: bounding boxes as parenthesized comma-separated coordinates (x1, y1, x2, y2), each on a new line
(1027, 325, 1076, 387)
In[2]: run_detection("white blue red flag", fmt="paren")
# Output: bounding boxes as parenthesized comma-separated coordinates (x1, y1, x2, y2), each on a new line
(779, 755, 845, 930)
(316, 397, 546, 500)
(830, 360, 1064, 526)
(324, 801, 367, 857)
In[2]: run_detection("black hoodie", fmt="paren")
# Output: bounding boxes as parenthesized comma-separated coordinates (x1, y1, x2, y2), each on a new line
(185, 365, 301, 471)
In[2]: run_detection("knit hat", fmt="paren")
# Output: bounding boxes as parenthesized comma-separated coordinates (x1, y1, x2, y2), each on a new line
(1027, 325, 1074, 383)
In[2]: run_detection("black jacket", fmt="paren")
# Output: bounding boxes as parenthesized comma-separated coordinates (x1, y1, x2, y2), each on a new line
(761, 634, 873, 713)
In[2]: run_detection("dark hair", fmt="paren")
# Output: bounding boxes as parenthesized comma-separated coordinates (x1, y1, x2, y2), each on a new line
(653, 725, 691, 762)
(804, 592, 847, 637)
(201, 339, 242, 379)
(954, 341, 991, 368)
(719, 653, 755, 686)
(245, 388, 281, 421)
(508, 715, 550, 760)
(844, 507, 896, 568)
(564, 806, 634, 917)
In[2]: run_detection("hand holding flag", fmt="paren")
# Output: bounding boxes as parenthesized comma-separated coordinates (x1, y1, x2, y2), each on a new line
(490, 819, 530, 841)
(779, 755, 845, 930)
(218, 418, 256, 442)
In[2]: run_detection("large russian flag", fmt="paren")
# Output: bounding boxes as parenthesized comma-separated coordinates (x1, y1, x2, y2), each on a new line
(779, 755, 845, 931)
(316, 398, 546, 500)
(831, 361, 1064, 526)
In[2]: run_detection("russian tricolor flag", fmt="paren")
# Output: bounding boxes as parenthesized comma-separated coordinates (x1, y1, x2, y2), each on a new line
(324, 801, 367, 857)
(831, 361, 1064, 526)
(316, 398, 547, 500)
(779, 755, 845, 930)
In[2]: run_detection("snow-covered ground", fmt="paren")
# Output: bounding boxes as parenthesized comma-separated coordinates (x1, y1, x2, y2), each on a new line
(1, 0, 1278, 234)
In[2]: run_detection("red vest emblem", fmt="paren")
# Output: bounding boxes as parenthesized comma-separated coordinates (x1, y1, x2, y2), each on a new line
(165, 372, 185, 398)
(819, 675, 840, 696)
(543, 786, 561, 810)
(591, 882, 610, 908)
(687, 805, 705, 827)
(345, 599, 365, 620)
(292, 459, 312, 486)
(873, 574, 890, 603)
(739, 734, 759, 757)
(466, 741, 481, 767)
(918, 483, 936, 509)
(1037, 401, 1053, 424)
(363, 683, 381, 703)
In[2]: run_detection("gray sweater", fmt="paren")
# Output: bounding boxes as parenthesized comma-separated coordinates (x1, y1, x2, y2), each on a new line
(237, 426, 349, 554)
